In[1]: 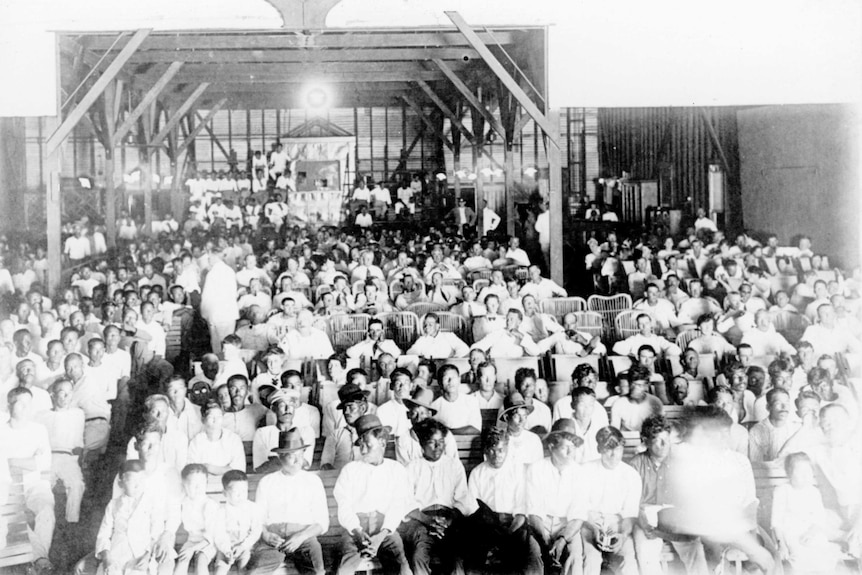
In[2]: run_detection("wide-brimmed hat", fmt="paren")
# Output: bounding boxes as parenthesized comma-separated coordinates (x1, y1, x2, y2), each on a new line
(403, 386, 437, 414)
(352, 414, 392, 445)
(499, 392, 534, 419)
(271, 428, 309, 454)
(336, 383, 370, 410)
(544, 418, 582, 446)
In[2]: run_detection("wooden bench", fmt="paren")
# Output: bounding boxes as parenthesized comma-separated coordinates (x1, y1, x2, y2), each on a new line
(0, 473, 35, 571)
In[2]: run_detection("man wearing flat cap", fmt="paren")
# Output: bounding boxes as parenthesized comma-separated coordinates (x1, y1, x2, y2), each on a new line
(396, 387, 458, 465)
(249, 428, 329, 575)
(526, 419, 586, 575)
(499, 392, 544, 468)
(334, 414, 413, 575)
(321, 383, 368, 470)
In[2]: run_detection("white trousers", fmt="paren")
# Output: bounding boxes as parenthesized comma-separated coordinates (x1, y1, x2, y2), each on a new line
(50, 453, 85, 523)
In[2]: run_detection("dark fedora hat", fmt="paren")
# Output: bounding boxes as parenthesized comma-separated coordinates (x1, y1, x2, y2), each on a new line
(351, 414, 391, 445)
(271, 427, 309, 454)
(337, 383, 369, 410)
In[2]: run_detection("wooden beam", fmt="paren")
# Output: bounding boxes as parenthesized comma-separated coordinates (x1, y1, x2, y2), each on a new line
(547, 110, 564, 284)
(112, 61, 183, 147)
(195, 111, 229, 160)
(128, 47, 480, 64)
(83, 31, 518, 51)
(432, 58, 505, 139)
(46, 28, 150, 156)
(415, 79, 474, 141)
(401, 94, 452, 152)
(178, 100, 227, 155)
(147, 61, 465, 77)
(159, 71, 446, 84)
(414, 80, 504, 172)
(150, 83, 209, 148)
(445, 12, 558, 148)
(395, 130, 423, 174)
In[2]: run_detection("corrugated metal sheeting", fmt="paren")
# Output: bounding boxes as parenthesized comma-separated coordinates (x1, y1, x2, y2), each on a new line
(598, 107, 739, 210)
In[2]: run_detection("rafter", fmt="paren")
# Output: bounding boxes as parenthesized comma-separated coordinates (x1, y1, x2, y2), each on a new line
(112, 61, 183, 147)
(150, 83, 209, 148)
(401, 93, 452, 152)
(445, 11, 557, 147)
(432, 58, 504, 139)
(178, 100, 227, 155)
(46, 29, 151, 155)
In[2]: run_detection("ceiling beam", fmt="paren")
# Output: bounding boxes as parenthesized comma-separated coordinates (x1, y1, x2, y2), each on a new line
(127, 47, 480, 64)
(150, 83, 210, 147)
(445, 11, 557, 147)
(46, 28, 151, 155)
(160, 71, 447, 84)
(432, 58, 504, 139)
(79, 30, 518, 51)
(177, 100, 227, 155)
(141, 61, 460, 82)
(112, 61, 184, 147)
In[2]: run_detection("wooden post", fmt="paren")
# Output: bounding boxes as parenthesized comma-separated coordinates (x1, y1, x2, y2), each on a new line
(44, 116, 63, 297)
(105, 152, 116, 247)
(505, 142, 515, 236)
(548, 110, 564, 286)
(142, 105, 154, 235)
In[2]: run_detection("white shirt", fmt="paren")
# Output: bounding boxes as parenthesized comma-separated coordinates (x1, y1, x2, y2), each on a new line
(376, 400, 411, 438)
(396, 427, 458, 466)
(469, 390, 504, 410)
(612, 333, 681, 357)
(407, 333, 470, 358)
(506, 430, 544, 467)
(519, 278, 567, 300)
(281, 328, 334, 360)
(256, 469, 329, 532)
(187, 429, 246, 472)
(69, 372, 116, 420)
(526, 458, 583, 522)
(407, 456, 477, 515)
(574, 459, 642, 520)
(467, 459, 526, 515)
(0, 420, 51, 487)
(36, 407, 85, 453)
(505, 248, 531, 267)
(346, 338, 402, 360)
(534, 211, 550, 246)
(432, 393, 481, 431)
(800, 324, 862, 357)
(335, 459, 412, 533)
(740, 328, 795, 356)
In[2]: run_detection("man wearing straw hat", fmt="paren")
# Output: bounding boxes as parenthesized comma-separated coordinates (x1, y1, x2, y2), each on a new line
(249, 428, 329, 575)
(526, 418, 586, 575)
(396, 386, 458, 465)
(334, 414, 413, 575)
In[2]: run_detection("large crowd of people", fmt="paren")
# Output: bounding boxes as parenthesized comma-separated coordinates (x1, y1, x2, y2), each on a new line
(0, 163, 861, 575)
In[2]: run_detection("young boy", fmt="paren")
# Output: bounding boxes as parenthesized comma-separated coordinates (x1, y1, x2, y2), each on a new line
(213, 470, 261, 575)
(95, 460, 161, 575)
(175, 464, 218, 575)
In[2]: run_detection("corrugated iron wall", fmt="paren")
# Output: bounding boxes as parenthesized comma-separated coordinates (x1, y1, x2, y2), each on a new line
(598, 107, 740, 217)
